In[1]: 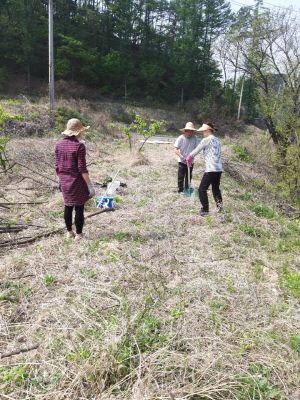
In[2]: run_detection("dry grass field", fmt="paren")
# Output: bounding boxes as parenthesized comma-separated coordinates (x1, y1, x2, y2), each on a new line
(1, 100, 300, 399)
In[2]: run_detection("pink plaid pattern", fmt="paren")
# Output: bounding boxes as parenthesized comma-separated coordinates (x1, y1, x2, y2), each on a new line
(55, 136, 89, 206)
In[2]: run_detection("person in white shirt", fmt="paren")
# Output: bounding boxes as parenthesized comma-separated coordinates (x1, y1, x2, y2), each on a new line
(174, 122, 199, 193)
(186, 121, 223, 215)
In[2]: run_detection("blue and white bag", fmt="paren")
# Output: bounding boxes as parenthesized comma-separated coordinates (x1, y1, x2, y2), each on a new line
(95, 196, 114, 209)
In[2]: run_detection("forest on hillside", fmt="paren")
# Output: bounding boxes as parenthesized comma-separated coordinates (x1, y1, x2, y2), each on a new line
(0, 0, 233, 103)
(1, 1, 299, 120)
(1, 0, 300, 203)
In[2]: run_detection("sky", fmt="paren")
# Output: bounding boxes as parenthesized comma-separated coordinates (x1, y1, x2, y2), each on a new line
(229, 0, 300, 13)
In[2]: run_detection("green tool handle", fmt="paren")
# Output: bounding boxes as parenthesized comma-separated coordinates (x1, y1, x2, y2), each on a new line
(187, 165, 191, 188)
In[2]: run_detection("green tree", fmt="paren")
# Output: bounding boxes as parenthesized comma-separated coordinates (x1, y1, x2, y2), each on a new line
(55, 35, 100, 85)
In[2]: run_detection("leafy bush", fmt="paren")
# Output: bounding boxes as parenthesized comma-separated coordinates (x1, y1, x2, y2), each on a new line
(274, 143, 300, 205)
(0, 136, 10, 170)
(0, 104, 23, 124)
(232, 144, 251, 162)
(54, 106, 89, 132)
(28, 111, 40, 120)
(0, 104, 24, 170)
(109, 114, 163, 151)
(249, 203, 275, 219)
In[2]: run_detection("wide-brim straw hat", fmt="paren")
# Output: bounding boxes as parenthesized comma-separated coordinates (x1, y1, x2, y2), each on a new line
(62, 118, 90, 136)
(197, 123, 213, 132)
(180, 122, 197, 132)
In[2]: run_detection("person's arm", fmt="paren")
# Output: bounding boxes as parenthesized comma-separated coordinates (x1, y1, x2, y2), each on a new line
(174, 136, 185, 160)
(55, 146, 60, 176)
(78, 144, 95, 197)
(174, 147, 185, 161)
(190, 138, 207, 158)
(82, 172, 92, 186)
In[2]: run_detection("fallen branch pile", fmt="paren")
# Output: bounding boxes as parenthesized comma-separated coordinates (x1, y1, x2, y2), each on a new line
(0, 208, 115, 248)
(0, 223, 29, 233)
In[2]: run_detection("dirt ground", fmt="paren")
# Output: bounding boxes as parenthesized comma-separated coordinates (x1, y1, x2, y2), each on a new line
(1, 134, 300, 399)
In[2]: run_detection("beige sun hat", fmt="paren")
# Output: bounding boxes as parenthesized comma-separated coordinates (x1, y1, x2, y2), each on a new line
(180, 122, 197, 132)
(197, 123, 213, 132)
(62, 118, 90, 136)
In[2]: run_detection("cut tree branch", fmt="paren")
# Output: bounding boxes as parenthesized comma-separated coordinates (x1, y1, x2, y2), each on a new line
(0, 343, 39, 359)
(14, 161, 57, 183)
(0, 162, 16, 174)
(0, 208, 115, 247)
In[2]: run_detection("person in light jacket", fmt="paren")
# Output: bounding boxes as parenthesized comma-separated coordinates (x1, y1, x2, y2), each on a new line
(186, 121, 223, 216)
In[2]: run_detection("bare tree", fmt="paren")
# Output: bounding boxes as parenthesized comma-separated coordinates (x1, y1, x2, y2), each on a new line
(223, 7, 300, 149)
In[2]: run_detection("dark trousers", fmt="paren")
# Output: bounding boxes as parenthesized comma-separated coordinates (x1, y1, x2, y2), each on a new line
(198, 172, 222, 211)
(64, 205, 84, 234)
(178, 162, 194, 192)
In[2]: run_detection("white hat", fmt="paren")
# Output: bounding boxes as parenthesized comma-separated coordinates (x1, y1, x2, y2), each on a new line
(197, 123, 213, 132)
(180, 122, 197, 132)
(62, 118, 90, 136)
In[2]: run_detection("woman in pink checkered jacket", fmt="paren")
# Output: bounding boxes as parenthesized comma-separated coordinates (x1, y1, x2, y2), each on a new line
(55, 119, 95, 240)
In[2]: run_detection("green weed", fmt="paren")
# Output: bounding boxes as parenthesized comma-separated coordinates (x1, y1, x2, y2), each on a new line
(132, 233, 146, 243)
(282, 272, 300, 297)
(87, 239, 100, 253)
(170, 307, 184, 319)
(130, 219, 145, 228)
(278, 238, 300, 253)
(113, 196, 124, 204)
(234, 364, 282, 399)
(252, 259, 265, 282)
(253, 177, 264, 189)
(106, 251, 119, 262)
(238, 192, 252, 201)
(290, 335, 300, 352)
(67, 345, 90, 361)
(129, 249, 140, 259)
(137, 199, 149, 207)
(112, 232, 130, 241)
(47, 210, 64, 219)
(44, 275, 56, 287)
(0, 365, 29, 388)
(104, 306, 165, 388)
(79, 268, 97, 280)
(206, 216, 212, 227)
(210, 297, 228, 311)
(0, 281, 21, 301)
(238, 223, 260, 237)
(287, 221, 300, 233)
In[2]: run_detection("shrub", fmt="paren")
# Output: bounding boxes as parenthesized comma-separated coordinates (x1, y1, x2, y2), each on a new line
(54, 105, 90, 132)
(232, 144, 251, 162)
(249, 203, 275, 219)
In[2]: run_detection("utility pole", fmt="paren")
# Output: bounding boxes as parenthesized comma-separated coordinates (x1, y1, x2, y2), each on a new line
(237, 76, 244, 120)
(49, 0, 54, 112)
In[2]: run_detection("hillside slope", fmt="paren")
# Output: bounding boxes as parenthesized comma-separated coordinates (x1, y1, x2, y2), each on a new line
(0, 132, 300, 399)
